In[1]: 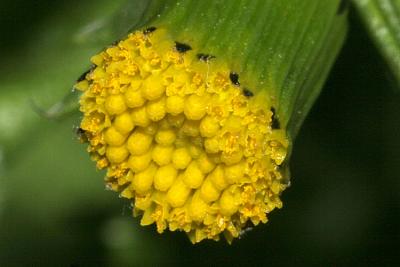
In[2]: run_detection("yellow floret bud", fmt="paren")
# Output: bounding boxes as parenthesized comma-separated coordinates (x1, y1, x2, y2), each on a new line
(189, 192, 208, 222)
(90, 54, 104, 66)
(184, 94, 207, 120)
(166, 95, 185, 115)
(132, 163, 157, 194)
(127, 150, 152, 172)
(224, 161, 245, 184)
(125, 87, 145, 108)
(204, 137, 220, 153)
(219, 188, 239, 216)
(270, 180, 282, 195)
(147, 98, 166, 121)
(106, 146, 129, 163)
(75, 80, 89, 91)
(181, 120, 200, 137)
(224, 115, 242, 132)
(167, 114, 185, 128)
(104, 127, 126, 146)
(127, 131, 153, 155)
(200, 178, 220, 203)
(172, 148, 192, 169)
(200, 116, 220, 137)
(155, 129, 176, 146)
(105, 94, 127, 115)
(114, 112, 134, 134)
(143, 123, 159, 135)
(167, 177, 191, 208)
(131, 106, 150, 127)
(152, 145, 174, 166)
(187, 143, 202, 159)
(143, 75, 166, 100)
(196, 153, 215, 174)
(208, 166, 228, 191)
(154, 164, 178, 191)
(183, 161, 204, 188)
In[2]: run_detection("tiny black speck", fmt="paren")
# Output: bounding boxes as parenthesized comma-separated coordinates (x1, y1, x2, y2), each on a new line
(270, 107, 281, 129)
(110, 40, 119, 46)
(76, 127, 85, 135)
(175, 42, 192, 53)
(77, 66, 94, 82)
(197, 53, 216, 62)
(230, 72, 240, 86)
(143, 26, 157, 34)
(242, 88, 254, 97)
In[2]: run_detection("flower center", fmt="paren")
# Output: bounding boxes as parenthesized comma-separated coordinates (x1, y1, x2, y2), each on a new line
(76, 28, 289, 243)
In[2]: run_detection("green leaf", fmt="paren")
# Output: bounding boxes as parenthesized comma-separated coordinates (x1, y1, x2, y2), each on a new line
(353, 0, 400, 88)
(141, 0, 348, 140)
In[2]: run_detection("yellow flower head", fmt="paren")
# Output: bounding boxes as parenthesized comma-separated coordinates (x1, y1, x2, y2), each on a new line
(76, 28, 289, 243)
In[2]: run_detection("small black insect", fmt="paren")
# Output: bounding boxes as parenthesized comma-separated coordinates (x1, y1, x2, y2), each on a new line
(76, 65, 94, 82)
(242, 88, 254, 97)
(197, 53, 216, 62)
(229, 72, 240, 86)
(337, 0, 348, 15)
(75, 127, 88, 142)
(143, 26, 157, 34)
(110, 39, 120, 46)
(175, 42, 192, 53)
(75, 127, 85, 136)
(270, 107, 281, 129)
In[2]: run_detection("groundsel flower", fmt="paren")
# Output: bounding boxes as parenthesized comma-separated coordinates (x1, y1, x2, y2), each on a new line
(74, 0, 347, 243)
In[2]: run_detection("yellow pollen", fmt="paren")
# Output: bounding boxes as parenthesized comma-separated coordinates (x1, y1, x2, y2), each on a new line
(77, 28, 289, 243)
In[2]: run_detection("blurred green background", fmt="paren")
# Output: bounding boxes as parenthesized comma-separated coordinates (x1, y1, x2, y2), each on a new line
(0, 1, 399, 266)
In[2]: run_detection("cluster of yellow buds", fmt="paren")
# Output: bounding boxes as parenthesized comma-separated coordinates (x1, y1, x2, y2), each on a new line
(75, 27, 289, 243)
